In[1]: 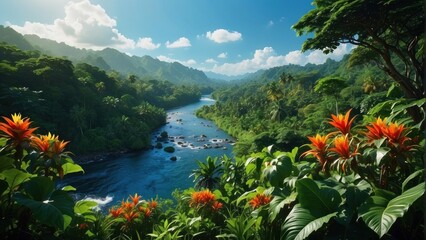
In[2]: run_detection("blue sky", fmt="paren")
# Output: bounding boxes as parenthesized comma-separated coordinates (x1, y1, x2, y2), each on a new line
(0, 0, 353, 76)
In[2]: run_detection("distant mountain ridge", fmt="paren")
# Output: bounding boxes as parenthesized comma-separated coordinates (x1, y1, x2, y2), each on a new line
(0, 25, 214, 86)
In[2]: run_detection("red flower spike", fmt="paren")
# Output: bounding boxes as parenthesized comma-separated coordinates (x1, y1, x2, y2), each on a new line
(129, 193, 141, 205)
(212, 201, 223, 211)
(249, 194, 272, 209)
(190, 190, 216, 207)
(330, 135, 358, 159)
(0, 113, 37, 146)
(31, 132, 69, 158)
(123, 211, 139, 222)
(109, 207, 123, 218)
(329, 109, 356, 135)
(301, 134, 330, 168)
(365, 117, 387, 142)
(382, 122, 408, 145)
(148, 200, 158, 209)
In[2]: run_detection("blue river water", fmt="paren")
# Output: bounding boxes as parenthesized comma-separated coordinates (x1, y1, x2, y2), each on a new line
(60, 97, 234, 207)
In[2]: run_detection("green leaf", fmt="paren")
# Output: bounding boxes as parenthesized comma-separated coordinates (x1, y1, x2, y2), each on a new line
(358, 182, 425, 237)
(296, 178, 341, 215)
(282, 204, 338, 240)
(15, 193, 63, 229)
(402, 169, 424, 192)
(268, 191, 297, 222)
(0, 179, 8, 196)
(74, 200, 98, 215)
(0, 155, 14, 172)
(14, 189, 75, 230)
(262, 156, 293, 187)
(375, 148, 390, 165)
(23, 177, 54, 201)
(0, 168, 32, 190)
(62, 185, 77, 191)
(61, 162, 84, 175)
(74, 200, 97, 221)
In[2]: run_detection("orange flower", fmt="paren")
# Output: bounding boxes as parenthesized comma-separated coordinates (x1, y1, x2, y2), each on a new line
(212, 201, 223, 212)
(329, 109, 355, 135)
(123, 211, 139, 222)
(0, 113, 37, 146)
(31, 132, 69, 158)
(190, 190, 216, 207)
(148, 200, 158, 209)
(144, 208, 152, 218)
(365, 117, 387, 142)
(249, 194, 271, 209)
(121, 200, 134, 211)
(301, 134, 330, 168)
(109, 207, 123, 218)
(129, 193, 141, 205)
(329, 135, 357, 159)
(79, 223, 89, 230)
(382, 122, 409, 145)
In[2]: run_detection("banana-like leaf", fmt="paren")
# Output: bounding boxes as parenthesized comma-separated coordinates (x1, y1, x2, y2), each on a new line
(282, 204, 337, 240)
(358, 182, 425, 238)
(296, 178, 341, 216)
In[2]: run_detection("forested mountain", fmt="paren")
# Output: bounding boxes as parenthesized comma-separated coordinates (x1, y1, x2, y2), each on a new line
(0, 25, 218, 88)
(0, 42, 201, 154)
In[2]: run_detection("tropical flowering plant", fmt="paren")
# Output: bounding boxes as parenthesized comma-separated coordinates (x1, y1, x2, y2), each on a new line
(302, 109, 419, 188)
(0, 113, 86, 238)
(189, 189, 223, 215)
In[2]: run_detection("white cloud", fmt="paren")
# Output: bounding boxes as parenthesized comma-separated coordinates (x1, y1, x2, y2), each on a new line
(267, 20, 274, 27)
(217, 52, 227, 59)
(165, 37, 191, 48)
(157, 55, 197, 66)
(202, 44, 354, 76)
(10, 0, 135, 50)
(205, 58, 218, 64)
(206, 29, 242, 43)
(136, 37, 160, 50)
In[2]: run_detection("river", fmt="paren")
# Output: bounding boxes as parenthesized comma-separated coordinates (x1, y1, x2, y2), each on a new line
(60, 96, 234, 207)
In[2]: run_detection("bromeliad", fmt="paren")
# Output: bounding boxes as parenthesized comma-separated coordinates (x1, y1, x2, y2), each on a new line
(329, 109, 356, 135)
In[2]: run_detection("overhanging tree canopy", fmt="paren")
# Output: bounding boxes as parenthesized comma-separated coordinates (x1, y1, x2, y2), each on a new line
(293, 0, 425, 122)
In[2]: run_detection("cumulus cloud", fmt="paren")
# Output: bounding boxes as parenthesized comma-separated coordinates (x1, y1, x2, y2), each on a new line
(165, 37, 191, 48)
(217, 52, 227, 59)
(204, 44, 354, 76)
(206, 29, 242, 43)
(10, 0, 135, 50)
(136, 37, 160, 50)
(205, 58, 218, 64)
(157, 55, 197, 66)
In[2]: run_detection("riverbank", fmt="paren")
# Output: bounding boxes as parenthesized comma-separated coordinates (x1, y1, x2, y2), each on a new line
(61, 96, 235, 202)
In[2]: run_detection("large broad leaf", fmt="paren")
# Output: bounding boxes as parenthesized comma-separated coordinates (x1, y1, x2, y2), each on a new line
(0, 168, 32, 190)
(23, 177, 54, 201)
(296, 178, 341, 216)
(268, 190, 297, 222)
(262, 156, 293, 187)
(281, 179, 342, 239)
(358, 182, 425, 238)
(75, 200, 98, 221)
(0, 155, 14, 172)
(282, 204, 338, 240)
(61, 162, 84, 175)
(14, 189, 75, 230)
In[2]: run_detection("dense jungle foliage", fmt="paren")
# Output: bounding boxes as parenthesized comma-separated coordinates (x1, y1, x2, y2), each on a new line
(0, 43, 201, 153)
(196, 56, 401, 156)
(0, 0, 424, 239)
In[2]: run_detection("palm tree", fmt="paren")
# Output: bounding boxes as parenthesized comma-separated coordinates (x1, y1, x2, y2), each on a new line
(270, 100, 285, 122)
(266, 82, 283, 102)
(190, 156, 223, 190)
